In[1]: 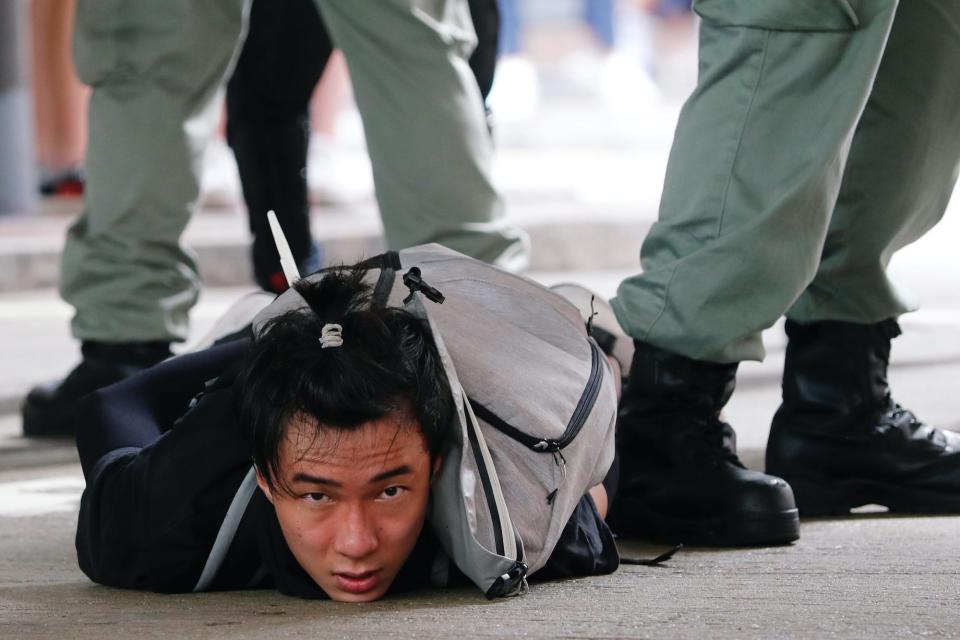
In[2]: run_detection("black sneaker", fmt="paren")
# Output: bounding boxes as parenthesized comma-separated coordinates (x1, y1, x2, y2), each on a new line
(39, 166, 85, 197)
(610, 340, 799, 546)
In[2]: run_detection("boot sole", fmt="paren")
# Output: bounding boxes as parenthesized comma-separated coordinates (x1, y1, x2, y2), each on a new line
(611, 500, 800, 547)
(787, 473, 960, 517)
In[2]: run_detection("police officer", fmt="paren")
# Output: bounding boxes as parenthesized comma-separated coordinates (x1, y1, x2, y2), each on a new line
(610, 0, 960, 544)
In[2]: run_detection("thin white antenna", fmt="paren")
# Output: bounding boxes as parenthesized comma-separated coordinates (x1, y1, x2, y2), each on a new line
(267, 210, 301, 287)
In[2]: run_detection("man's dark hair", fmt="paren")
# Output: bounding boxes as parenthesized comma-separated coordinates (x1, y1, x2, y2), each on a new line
(234, 265, 454, 494)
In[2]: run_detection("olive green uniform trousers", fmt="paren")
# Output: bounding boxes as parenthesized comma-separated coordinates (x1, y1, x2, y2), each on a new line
(64, 0, 528, 344)
(612, 0, 960, 363)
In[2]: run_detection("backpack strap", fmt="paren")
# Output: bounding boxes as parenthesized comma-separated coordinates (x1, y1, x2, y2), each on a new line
(372, 251, 401, 308)
(357, 251, 401, 309)
(193, 465, 258, 592)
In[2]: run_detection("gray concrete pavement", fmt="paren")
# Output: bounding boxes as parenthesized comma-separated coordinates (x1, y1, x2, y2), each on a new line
(2, 459, 960, 639)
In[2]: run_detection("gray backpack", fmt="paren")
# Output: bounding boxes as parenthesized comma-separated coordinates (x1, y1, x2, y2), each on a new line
(195, 244, 619, 598)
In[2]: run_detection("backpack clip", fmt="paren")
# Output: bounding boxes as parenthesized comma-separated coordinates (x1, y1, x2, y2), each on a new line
(402, 267, 445, 305)
(484, 561, 528, 599)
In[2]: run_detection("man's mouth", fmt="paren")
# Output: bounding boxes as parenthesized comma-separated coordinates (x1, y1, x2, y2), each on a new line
(333, 569, 382, 595)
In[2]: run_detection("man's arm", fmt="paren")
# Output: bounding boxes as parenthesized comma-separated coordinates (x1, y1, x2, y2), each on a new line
(75, 339, 256, 592)
(75, 339, 250, 477)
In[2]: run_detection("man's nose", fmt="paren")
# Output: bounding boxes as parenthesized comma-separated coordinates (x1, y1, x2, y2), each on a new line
(333, 502, 379, 559)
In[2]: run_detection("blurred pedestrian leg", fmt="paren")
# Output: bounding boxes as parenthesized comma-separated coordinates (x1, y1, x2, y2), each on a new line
(0, 0, 36, 215)
(31, 0, 88, 197)
(226, 0, 328, 293)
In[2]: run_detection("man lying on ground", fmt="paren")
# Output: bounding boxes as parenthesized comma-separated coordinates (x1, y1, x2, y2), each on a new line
(74, 265, 619, 602)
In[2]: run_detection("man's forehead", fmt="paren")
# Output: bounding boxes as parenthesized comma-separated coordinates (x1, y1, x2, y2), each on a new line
(282, 415, 428, 468)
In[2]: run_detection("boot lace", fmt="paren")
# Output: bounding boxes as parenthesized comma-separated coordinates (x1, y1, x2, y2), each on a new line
(694, 417, 746, 469)
(878, 396, 947, 448)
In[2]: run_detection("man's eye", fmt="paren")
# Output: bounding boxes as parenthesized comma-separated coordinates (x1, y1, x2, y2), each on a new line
(303, 492, 330, 503)
(380, 486, 406, 500)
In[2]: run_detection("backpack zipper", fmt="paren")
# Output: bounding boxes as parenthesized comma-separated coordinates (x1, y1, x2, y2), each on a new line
(468, 338, 605, 453)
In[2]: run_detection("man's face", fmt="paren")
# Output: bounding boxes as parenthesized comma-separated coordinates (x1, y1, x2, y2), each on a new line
(257, 412, 438, 602)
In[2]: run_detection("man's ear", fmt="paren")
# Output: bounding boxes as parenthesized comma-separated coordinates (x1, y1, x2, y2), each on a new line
(430, 455, 443, 484)
(255, 466, 274, 504)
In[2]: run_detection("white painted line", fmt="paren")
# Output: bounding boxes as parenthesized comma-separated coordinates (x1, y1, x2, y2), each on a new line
(900, 310, 960, 327)
(0, 474, 84, 517)
(0, 298, 72, 319)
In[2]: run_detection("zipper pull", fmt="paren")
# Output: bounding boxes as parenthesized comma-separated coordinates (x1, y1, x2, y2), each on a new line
(552, 448, 567, 479)
(547, 448, 567, 504)
(485, 561, 528, 599)
(402, 267, 445, 304)
(586, 294, 598, 334)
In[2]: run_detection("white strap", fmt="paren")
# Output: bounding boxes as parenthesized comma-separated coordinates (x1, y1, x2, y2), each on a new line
(267, 210, 301, 287)
(193, 466, 258, 592)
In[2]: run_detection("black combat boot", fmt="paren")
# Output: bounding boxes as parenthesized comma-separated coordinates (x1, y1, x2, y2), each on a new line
(21, 341, 171, 437)
(609, 340, 799, 546)
(766, 319, 960, 516)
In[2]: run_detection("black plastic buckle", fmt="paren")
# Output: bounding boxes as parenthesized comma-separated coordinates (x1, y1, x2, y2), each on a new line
(402, 267, 445, 305)
(484, 561, 528, 599)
